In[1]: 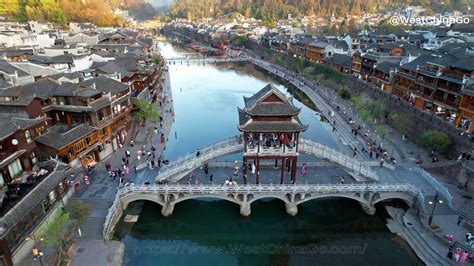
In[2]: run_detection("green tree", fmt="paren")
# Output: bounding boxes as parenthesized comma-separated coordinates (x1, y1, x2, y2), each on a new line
(134, 99, 160, 124)
(231, 35, 248, 47)
(38, 212, 71, 264)
(375, 124, 391, 144)
(419, 130, 452, 153)
(339, 86, 351, 100)
(66, 202, 91, 224)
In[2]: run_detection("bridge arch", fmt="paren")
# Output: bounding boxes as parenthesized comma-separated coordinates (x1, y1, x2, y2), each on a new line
(372, 192, 415, 207)
(296, 193, 367, 206)
(172, 194, 240, 206)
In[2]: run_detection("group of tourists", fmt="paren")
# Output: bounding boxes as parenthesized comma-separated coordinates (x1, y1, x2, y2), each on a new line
(447, 246, 472, 263)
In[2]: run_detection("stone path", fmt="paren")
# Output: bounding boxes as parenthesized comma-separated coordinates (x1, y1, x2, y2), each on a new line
(178, 164, 359, 186)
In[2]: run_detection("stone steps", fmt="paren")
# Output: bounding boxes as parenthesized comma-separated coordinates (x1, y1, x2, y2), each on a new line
(457, 201, 474, 221)
(390, 208, 451, 265)
(452, 240, 473, 253)
(69, 199, 113, 240)
(79, 217, 105, 240)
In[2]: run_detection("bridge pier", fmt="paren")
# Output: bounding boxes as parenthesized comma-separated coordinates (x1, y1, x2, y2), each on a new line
(240, 202, 251, 216)
(359, 202, 376, 215)
(161, 203, 175, 217)
(285, 203, 298, 216)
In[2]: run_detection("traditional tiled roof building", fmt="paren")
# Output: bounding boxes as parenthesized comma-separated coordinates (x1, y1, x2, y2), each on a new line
(238, 84, 308, 184)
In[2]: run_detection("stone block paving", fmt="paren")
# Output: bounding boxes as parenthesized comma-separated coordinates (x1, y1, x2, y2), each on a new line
(177, 165, 359, 185)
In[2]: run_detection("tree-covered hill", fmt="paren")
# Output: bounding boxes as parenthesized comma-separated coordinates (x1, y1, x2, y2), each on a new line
(0, 0, 159, 26)
(169, 0, 472, 25)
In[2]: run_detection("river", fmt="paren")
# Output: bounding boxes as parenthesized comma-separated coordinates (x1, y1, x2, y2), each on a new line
(114, 41, 422, 266)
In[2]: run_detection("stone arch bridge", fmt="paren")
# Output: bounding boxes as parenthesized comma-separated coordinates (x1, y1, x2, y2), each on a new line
(156, 137, 380, 183)
(103, 183, 424, 239)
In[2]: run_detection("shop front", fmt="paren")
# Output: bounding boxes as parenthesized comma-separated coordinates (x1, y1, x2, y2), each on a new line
(79, 145, 100, 167)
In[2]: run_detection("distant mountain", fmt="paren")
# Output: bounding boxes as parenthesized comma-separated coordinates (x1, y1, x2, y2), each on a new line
(169, 0, 471, 25)
(0, 0, 123, 26)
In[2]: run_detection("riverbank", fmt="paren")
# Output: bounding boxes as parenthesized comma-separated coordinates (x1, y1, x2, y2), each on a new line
(108, 40, 427, 265)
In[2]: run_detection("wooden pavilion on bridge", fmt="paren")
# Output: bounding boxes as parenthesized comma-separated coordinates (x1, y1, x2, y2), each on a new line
(238, 84, 308, 184)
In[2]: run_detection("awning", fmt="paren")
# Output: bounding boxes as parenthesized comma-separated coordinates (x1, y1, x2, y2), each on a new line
(0, 150, 26, 168)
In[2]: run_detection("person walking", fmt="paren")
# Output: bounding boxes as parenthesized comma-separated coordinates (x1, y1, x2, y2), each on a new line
(32, 246, 39, 261)
(340, 176, 345, 184)
(458, 216, 464, 226)
(204, 163, 209, 175)
(380, 158, 385, 167)
(209, 174, 213, 183)
(196, 150, 200, 157)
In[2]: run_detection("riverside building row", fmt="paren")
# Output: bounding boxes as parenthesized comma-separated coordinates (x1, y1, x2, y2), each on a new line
(164, 21, 474, 133)
(0, 22, 164, 265)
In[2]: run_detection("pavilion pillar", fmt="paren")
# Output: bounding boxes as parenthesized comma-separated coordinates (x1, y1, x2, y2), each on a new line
(256, 159, 260, 184)
(296, 133, 299, 152)
(287, 157, 291, 173)
(243, 133, 247, 153)
(291, 158, 297, 184)
(280, 158, 285, 184)
(243, 158, 248, 184)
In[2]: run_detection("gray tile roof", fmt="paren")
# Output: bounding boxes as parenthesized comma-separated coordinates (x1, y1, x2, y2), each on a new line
(327, 54, 352, 69)
(308, 41, 331, 48)
(0, 114, 46, 140)
(0, 161, 68, 238)
(246, 102, 300, 116)
(375, 61, 398, 74)
(95, 61, 134, 77)
(0, 59, 30, 77)
(28, 55, 74, 65)
(400, 55, 438, 72)
(35, 124, 96, 149)
(243, 84, 286, 109)
(81, 76, 129, 96)
(238, 119, 308, 133)
(0, 79, 59, 99)
(0, 95, 35, 106)
(47, 72, 81, 81)
(0, 48, 33, 57)
(0, 78, 11, 89)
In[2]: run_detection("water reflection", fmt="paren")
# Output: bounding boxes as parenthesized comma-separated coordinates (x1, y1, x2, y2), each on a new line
(159, 42, 346, 161)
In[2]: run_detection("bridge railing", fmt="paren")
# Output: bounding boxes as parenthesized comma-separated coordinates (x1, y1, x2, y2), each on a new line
(157, 136, 242, 181)
(156, 136, 379, 182)
(117, 183, 420, 196)
(411, 166, 454, 208)
(299, 139, 378, 181)
(103, 187, 121, 239)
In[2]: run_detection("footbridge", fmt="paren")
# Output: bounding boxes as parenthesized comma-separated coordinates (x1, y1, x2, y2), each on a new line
(165, 57, 247, 65)
(156, 137, 379, 183)
(103, 183, 425, 239)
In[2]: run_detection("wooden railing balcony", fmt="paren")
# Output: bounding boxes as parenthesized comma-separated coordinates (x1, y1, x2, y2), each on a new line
(246, 144, 297, 156)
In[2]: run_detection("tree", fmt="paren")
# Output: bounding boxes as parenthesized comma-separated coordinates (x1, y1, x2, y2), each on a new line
(231, 35, 248, 47)
(339, 86, 351, 100)
(66, 202, 91, 224)
(38, 212, 71, 265)
(134, 99, 160, 124)
(375, 124, 391, 145)
(419, 130, 452, 153)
